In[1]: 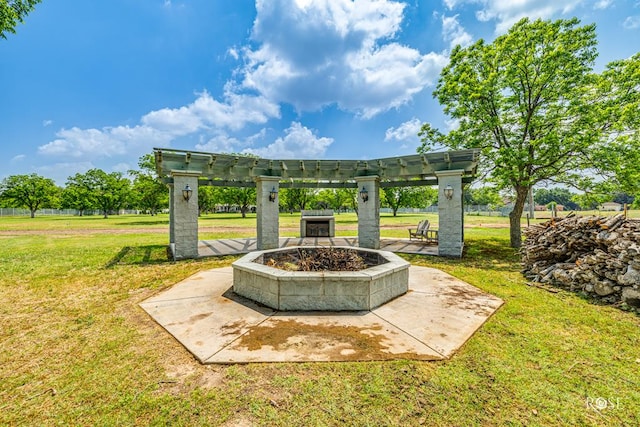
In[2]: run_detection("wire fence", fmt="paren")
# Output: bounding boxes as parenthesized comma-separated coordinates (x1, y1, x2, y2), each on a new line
(381, 205, 514, 216)
(0, 208, 141, 217)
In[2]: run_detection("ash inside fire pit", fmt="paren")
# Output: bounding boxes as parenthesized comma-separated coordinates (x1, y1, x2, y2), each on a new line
(259, 247, 387, 272)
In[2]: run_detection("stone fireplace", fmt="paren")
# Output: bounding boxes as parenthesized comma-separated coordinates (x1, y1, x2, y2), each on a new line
(300, 210, 335, 237)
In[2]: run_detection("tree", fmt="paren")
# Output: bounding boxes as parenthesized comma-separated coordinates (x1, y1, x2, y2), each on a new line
(66, 169, 131, 218)
(61, 179, 95, 216)
(221, 187, 256, 218)
(280, 187, 315, 212)
(0, 173, 60, 217)
(419, 18, 598, 248)
(129, 154, 168, 215)
(381, 186, 436, 216)
(465, 186, 503, 208)
(585, 53, 640, 198)
(1, 0, 42, 39)
(381, 187, 411, 216)
(315, 188, 354, 212)
(534, 188, 579, 210)
(198, 186, 222, 215)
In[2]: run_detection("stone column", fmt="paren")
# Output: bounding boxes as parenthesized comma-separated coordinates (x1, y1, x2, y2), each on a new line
(435, 170, 464, 258)
(169, 171, 201, 260)
(256, 176, 280, 250)
(168, 184, 175, 247)
(356, 176, 380, 249)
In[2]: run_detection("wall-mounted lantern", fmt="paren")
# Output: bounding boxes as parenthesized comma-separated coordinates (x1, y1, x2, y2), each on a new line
(444, 184, 454, 200)
(182, 184, 193, 202)
(269, 186, 278, 202)
(360, 186, 369, 203)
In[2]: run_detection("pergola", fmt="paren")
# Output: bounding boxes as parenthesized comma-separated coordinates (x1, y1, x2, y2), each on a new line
(153, 148, 480, 259)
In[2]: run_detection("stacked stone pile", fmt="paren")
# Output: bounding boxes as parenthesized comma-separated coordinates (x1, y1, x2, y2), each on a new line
(521, 213, 640, 307)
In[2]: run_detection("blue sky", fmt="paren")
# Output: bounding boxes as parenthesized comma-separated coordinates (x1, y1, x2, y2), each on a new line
(1, 0, 639, 185)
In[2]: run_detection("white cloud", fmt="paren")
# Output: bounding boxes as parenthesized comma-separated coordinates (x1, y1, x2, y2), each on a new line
(38, 125, 172, 159)
(11, 154, 26, 163)
(444, 118, 460, 131)
(37, 90, 280, 161)
(112, 163, 132, 174)
(195, 133, 245, 153)
(450, 0, 584, 34)
(443, 0, 464, 9)
(227, 47, 239, 60)
(243, 122, 333, 158)
(42, 120, 53, 127)
(36, 162, 95, 185)
(623, 15, 640, 30)
(141, 88, 280, 134)
(238, 0, 447, 118)
(594, 0, 613, 9)
(442, 15, 473, 49)
(385, 118, 423, 142)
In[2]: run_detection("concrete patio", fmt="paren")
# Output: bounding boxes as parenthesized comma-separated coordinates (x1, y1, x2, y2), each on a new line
(140, 265, 503, 363)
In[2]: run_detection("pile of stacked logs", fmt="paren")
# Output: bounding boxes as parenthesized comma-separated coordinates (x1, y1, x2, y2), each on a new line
(521, 213, 640, 307)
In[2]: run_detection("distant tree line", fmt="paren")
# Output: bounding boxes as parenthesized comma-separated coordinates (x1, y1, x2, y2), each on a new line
(0, 154, 441, 218)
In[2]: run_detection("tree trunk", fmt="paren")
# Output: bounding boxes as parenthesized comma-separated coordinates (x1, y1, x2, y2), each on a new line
(241, 206, 247, 218)
(509, 185, 529, 248)
(393, 206, 398, 216)
(30, 209, 36, 218)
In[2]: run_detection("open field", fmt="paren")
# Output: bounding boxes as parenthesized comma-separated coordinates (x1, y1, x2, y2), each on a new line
(1, 213, 639, 425)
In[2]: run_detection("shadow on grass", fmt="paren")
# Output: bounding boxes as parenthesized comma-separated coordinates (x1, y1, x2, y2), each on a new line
(105, 245, 171, 268)
(402, 235, 520, 273)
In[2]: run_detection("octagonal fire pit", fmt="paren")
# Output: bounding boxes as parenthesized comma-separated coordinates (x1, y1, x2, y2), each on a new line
(232, 246, 410, 311)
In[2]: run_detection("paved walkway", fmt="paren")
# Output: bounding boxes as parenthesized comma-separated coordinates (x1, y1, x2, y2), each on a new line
(199, 237, 438, 257)
(140, 266, 503, 363)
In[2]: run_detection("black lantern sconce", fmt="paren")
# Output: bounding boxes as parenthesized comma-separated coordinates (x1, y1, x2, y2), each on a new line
(182, 184, 193, 202)
(359, 186, 369, 203)
(444, 184, 454, 200)
(268, 186, 278, 202)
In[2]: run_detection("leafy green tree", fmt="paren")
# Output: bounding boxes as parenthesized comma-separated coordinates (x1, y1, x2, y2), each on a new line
(465, 186, 503, 207)
(66, 169, 131, 218)
(381, 187, 411, 216)
(198, 186, 222, 215)
(280, 187, 315, 212)
(1, 0, 42, 39)
(585, 53, 640, 198)
(571, 192, 605, 210)
(315, 188, 354, 212)
(534, 188, 579, 210)
(129, 154, 167, 215)
(381, 187, 437, 216)
(221, 187, 256, 218)
(61, 178, 95, 216)
(419, 18, 598, 247)
(612, 193, 634, 206)
(0, 173, 60, 217)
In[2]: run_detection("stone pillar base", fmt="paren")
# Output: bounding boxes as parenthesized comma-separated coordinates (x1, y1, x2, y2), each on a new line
(357, 176, 380, 249)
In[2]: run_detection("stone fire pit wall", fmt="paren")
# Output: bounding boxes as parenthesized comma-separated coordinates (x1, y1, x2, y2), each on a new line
(232, 247, 410, 311)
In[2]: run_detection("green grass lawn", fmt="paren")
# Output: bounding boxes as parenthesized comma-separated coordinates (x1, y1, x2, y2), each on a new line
(1, 213, 638, 426)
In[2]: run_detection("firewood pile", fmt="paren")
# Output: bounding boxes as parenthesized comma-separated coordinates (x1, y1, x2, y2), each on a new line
(521, 213, 640, 308)
(265, 247, 368, 272)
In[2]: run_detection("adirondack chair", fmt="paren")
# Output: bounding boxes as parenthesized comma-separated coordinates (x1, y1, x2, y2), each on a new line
(408, 220, 438, 243)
